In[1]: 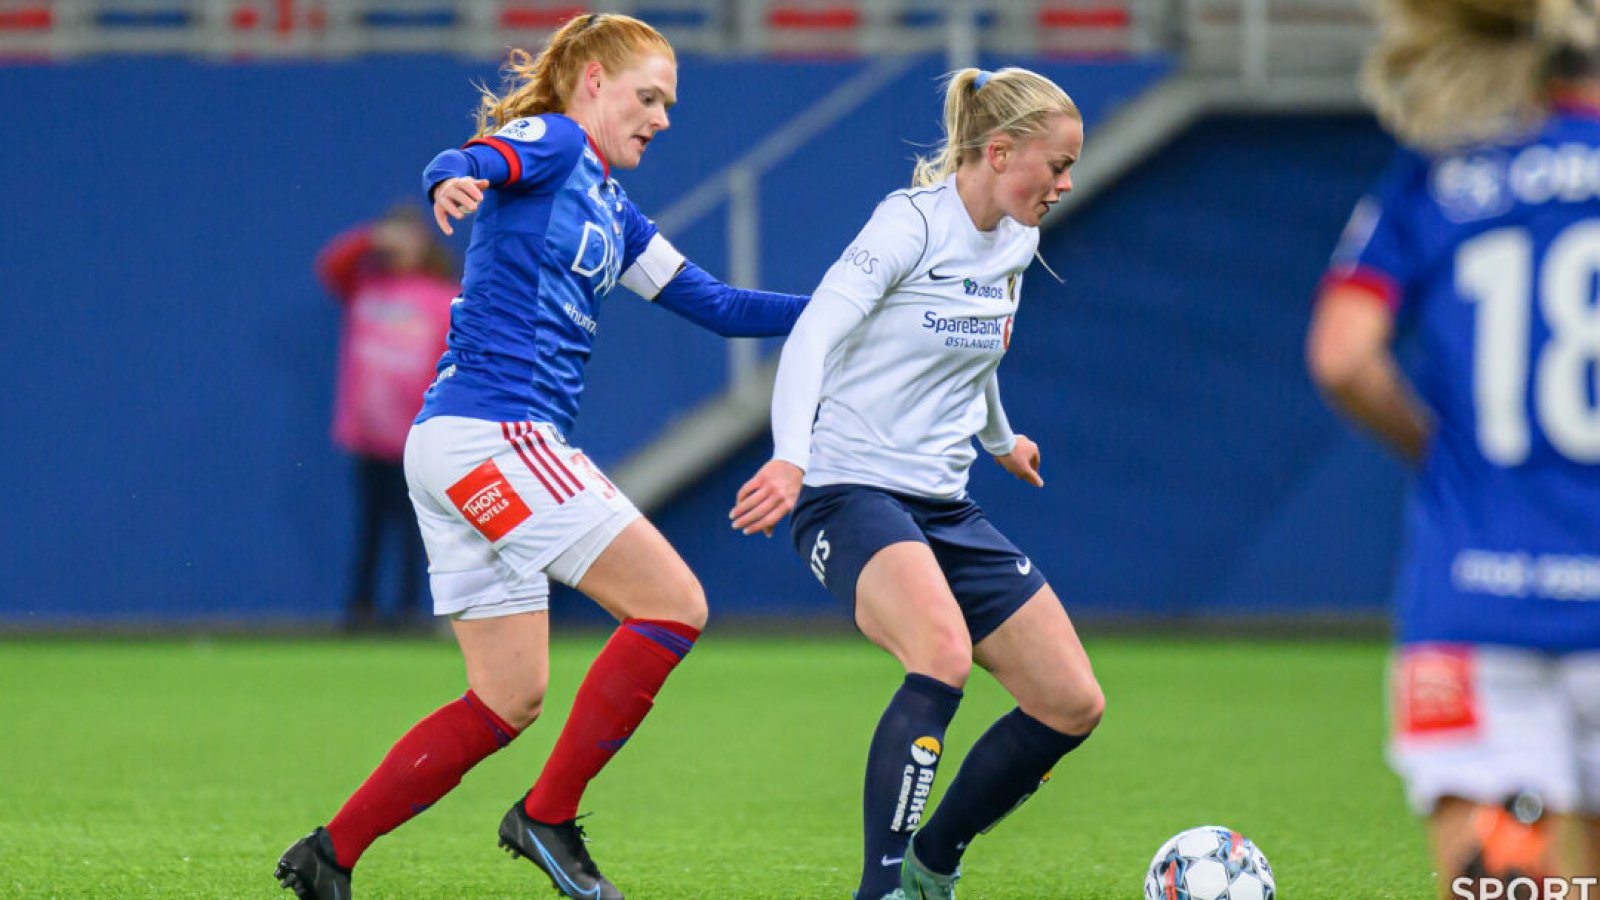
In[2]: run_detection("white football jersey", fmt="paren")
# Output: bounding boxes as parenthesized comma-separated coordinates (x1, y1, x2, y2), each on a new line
(772, 176, 1038, 498)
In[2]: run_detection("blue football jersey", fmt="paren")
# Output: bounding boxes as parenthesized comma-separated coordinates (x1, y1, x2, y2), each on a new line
(416, 113, 665, 435)
(1326, 105, 1600, 651)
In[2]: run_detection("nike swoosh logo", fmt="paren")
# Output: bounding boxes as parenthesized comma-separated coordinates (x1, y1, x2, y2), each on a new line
(527, 828, 601, 899)
(1016, 558, 1032, 575)
(881, 855, 904, 867)
(928, 268, 957, 281)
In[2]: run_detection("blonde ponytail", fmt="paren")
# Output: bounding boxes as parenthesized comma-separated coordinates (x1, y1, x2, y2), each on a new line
(1363, 0, 1600, 150)
(912, 67, 1079, 188)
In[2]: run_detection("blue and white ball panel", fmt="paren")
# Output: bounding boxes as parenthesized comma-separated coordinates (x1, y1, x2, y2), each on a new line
(1143, 825, 1275, 900)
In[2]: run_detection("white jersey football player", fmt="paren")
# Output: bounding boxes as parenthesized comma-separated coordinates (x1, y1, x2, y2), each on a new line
(731, 67, 1105, 900)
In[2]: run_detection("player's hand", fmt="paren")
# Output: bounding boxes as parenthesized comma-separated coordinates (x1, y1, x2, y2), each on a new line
(730, 459, 804, 537)
(431, 177, 490, 236)
(994, 435, 1043, 487)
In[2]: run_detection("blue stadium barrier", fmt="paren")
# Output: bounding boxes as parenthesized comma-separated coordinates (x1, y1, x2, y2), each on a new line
(0, 57, 1406, 628)
(572, 115, 1409, 628)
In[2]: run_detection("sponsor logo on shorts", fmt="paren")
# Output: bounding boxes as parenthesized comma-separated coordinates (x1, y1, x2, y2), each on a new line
(809, 529, 831, 586)
(891, 736, 941, 832)
(446, 459, 532, 542)
(1015, 556, 1032, 576)
(1395, 645, 1479, 738)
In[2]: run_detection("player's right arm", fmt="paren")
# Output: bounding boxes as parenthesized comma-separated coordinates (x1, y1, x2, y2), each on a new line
(1307, 157, 1435, 462)
(1307, 283, 1431, 462)
(729, 195, 926, 535)
(421, 115, 584, 235)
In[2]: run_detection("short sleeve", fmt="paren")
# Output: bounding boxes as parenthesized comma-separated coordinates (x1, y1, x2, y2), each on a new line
(1321, 150, 1429, 310)
(812, 194, 930, 313)
(614, 198, 685, 300)
(616, 199, 660, 271)
(464, 115, 584, 192)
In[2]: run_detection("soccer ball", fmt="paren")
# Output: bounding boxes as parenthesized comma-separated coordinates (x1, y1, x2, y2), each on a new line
(1143, 825, 1276, 900)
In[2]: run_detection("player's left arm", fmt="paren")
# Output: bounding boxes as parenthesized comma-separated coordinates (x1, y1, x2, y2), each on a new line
(617, 201, 807, 336)
(980, 373, 1043, 487)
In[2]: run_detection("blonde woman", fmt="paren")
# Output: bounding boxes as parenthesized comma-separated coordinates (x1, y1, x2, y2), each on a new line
(1309, 0, 1600, 892)
(732, 68, 1103, 900)
(277, 14, 806, 900)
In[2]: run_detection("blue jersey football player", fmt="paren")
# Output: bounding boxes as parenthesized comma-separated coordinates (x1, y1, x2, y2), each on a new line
(1309, 0, 1600, 888)
(276, 14, 807, 900)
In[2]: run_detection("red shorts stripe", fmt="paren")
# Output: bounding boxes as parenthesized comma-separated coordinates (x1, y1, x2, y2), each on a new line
(524, 433, 577, 496)
(501, 422, 565, 504)
(515, 429, 575, 500)
(533, 432, 582, 493)
(524, 429, 576, 493)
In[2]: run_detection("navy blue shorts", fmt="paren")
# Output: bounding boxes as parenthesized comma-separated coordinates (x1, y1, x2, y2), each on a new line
(789, 483, 1048, 643)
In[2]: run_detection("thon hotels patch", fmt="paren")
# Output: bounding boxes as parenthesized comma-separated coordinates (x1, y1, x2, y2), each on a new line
(1394, 645, 1479, 738)
(447, 460, 532, 542)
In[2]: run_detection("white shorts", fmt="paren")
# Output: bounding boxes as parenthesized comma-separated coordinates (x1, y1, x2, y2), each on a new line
(1387, 643, 1600, 815)
(403, 416, 642, 620)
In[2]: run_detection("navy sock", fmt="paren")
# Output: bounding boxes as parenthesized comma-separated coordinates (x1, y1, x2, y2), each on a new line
(856, 673, 963, 899)
(912, 707, 1088, 876)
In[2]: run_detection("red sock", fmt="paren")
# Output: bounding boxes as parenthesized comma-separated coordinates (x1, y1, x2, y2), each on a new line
(325, 690, 518, 868)
(524, 618, 700, 823)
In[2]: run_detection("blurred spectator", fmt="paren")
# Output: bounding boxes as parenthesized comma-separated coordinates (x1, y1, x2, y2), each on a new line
(316, 204, 458, 631)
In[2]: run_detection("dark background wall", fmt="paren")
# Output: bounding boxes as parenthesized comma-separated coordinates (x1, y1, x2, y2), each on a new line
(0, 58, 1403, 626)
(639, 115, 1408, 627)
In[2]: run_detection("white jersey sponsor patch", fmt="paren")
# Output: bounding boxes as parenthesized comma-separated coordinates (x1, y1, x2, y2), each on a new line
(496, 116, 547, 143)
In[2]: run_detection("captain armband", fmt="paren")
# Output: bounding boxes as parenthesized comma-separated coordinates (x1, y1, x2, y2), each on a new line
(619, 234, 687, 301)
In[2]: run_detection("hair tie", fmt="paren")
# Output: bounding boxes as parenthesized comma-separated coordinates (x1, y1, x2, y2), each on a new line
(972, 70, 993, 91)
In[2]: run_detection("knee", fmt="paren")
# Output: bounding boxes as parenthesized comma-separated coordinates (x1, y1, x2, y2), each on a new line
(479, 686, 545, 732)
(661, 570, 708, 631)
(1030, 680, 1104, 736)
(910, 630, 973, 688)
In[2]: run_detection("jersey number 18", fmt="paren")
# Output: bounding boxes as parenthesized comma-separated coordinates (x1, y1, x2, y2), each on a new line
(1455, 221, 1600, 466)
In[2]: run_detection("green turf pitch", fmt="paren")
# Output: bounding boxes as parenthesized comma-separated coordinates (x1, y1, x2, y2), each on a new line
(0, 634, 1431, 898)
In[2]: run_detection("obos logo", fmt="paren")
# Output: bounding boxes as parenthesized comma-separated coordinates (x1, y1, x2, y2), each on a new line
(963, 278, 1006, 300)
(910, 736, 942, 767)
(495, 116, 547, 143)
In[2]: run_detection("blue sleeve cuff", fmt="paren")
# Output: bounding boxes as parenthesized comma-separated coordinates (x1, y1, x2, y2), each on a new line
(422, 145, 512, 199)
(654, 262, 809, 337)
